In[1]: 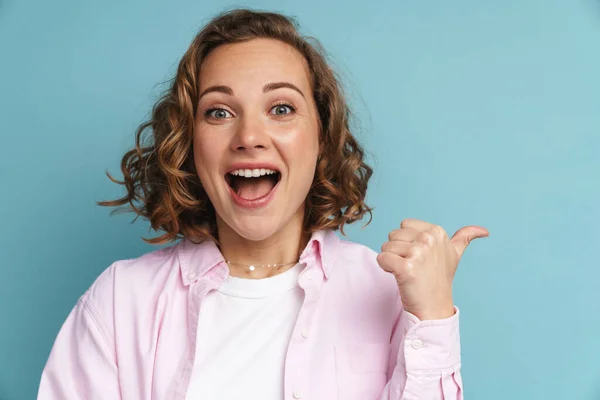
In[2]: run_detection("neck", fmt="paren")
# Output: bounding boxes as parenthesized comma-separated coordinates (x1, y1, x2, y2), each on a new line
(216, 210, 309, 279)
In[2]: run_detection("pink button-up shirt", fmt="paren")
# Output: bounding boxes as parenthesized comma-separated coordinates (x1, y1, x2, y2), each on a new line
(38, 230, 462, 399)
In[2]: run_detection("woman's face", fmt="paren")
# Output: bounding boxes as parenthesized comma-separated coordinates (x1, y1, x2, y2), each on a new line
(193, 38, 320, 241)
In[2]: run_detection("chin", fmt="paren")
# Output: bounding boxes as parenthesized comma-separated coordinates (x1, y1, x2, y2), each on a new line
(225, 215, 286, 242)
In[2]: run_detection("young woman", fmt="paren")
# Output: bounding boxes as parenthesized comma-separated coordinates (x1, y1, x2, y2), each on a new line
(38, 9, 488, 400)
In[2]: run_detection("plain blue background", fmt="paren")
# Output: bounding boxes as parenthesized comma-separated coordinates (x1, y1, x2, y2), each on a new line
(1, 0, 599, 399)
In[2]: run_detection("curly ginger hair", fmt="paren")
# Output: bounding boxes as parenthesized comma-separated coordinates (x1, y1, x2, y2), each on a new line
(99, 8, 373, 244)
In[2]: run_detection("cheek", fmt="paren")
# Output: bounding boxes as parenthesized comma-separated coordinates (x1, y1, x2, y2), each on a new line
(279, 125, 319, 185)
(278, 120, 320, 157)
(192, 132, 222, 182)
(192, 137, 206, 173)
(304, 129, 320, 165)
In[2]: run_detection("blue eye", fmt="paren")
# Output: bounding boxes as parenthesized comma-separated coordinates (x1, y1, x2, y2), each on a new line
(270, 104, 295, 116)
(206, 108, 232, 119)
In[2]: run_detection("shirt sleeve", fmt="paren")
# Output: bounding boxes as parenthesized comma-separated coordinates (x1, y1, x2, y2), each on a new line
(379, 305, 463, 400)
(37, 293, 121, 399)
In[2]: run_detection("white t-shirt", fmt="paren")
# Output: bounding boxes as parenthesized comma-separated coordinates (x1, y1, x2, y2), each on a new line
(186, 263, 305, 400)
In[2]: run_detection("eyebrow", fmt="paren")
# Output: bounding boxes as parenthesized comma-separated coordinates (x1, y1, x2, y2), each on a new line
(263, 82, 305, 98)
(198, 85, 233, 99)
(198, 81, 305, 100)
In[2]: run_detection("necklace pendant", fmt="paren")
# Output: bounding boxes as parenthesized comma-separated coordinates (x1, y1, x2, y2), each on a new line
(249, 265, 255, 271)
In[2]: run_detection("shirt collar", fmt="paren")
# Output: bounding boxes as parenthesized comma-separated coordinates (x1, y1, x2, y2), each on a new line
(177, 229, 339, 286)
(298, 229, 338, 279)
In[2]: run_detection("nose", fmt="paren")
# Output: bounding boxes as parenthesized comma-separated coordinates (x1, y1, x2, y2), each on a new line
(230, 116, 269, 153)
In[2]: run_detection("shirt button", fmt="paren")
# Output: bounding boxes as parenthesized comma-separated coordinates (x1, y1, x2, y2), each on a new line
(293, 390, 303, 399)
(301, 329, 309, 338)
(304, 271, 313, 280)
(411, 339, 424, 349)
(187, 272, 196, 281)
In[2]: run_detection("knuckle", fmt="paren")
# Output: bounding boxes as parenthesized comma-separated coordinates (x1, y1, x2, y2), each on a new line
(433, 224, 447, 239)
(419, 232, 434, 246)
(377, 252, 394, 271)
(408, 245, 421, 258)
(377, 250, 390, 263)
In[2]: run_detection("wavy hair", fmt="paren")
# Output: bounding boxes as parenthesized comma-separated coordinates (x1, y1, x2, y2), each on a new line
(99, 8, 373, 244)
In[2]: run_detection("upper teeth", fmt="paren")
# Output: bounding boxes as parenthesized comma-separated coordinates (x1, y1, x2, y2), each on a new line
(230, 168, 278, 178)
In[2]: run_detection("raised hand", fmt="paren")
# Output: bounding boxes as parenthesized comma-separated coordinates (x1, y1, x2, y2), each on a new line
(377, 218, 489, 320)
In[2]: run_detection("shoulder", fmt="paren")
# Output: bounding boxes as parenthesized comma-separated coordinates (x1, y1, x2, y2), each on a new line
(333, 237, 380, 275)
(78, 243, 183, 331)
(337, 237, 378, 261)
(328, 236, 397, 294)
(84, 243, 181, 302)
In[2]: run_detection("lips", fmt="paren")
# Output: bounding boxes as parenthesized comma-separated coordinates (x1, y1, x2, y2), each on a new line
(224, 166, 282, 204)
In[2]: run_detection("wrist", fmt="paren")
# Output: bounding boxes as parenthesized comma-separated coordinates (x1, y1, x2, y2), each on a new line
(405, 304, 455, 321)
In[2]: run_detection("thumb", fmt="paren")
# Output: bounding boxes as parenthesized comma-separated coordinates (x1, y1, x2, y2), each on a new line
(450, 226, 489, 259)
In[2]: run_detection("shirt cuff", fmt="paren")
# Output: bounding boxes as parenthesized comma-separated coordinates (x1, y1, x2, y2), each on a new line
(398, 306, 461, 372)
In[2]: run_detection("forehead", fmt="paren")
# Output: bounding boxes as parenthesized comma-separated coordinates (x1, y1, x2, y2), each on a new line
(199, 38, 312, 90)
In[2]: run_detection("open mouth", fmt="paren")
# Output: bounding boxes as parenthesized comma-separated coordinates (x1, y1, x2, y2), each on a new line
(225, 168, 282, 201)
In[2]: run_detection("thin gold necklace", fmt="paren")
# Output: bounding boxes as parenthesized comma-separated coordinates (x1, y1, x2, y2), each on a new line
(225, 260, 298, 272)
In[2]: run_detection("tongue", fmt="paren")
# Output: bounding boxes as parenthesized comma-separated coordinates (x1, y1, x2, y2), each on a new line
(235, 176, 276, 200)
